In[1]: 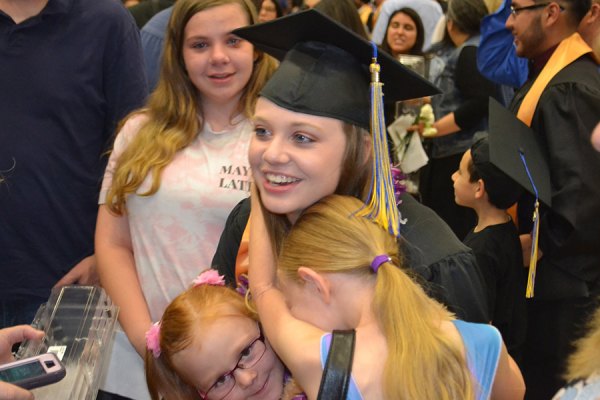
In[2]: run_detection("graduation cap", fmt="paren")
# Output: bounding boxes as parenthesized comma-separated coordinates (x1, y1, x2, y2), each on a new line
(487, 98, 552, 298)
(234, 9, 440, 237)
(487, 98, 551, 207)
(234, 9, 440, 129)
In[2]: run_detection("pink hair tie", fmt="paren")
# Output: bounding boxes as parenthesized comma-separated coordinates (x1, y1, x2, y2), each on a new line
(192, 269, 226, 287)
(371, 255, 391, 273)
(145, 322, 161, 358)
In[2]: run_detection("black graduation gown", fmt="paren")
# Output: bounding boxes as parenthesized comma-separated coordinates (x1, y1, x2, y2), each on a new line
(211, 194, 490, 323)
(509, 54, 600, 299)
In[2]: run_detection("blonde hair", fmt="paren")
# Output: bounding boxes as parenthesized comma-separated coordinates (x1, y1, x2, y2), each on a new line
(564, 304, 600, 381)
(145, 284, 257, 400)
(263, 122, 372, 253)
(278, 195, 475, 400)
(106, 0, 277, 214)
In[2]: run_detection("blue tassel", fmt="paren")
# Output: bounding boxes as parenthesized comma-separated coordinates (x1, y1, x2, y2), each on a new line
(356, 43, 402, 237)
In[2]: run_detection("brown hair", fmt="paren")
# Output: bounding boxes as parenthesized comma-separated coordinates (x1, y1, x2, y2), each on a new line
(314, 0, 369, 39)
(381, 7, 426, 56)
(106, 0, 277, 214)
(447, 0, 488, 36)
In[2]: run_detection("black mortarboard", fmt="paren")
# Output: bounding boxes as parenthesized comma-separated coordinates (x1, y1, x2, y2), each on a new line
(233, 9, 440, 129)
(234, 9, 440, 237)
(487, 98, 552, 298)
(487, 98, 552, 207)
(471, 137, 524, 210)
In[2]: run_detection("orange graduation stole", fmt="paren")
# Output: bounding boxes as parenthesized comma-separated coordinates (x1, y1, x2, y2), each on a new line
(515, 32, 595, 298)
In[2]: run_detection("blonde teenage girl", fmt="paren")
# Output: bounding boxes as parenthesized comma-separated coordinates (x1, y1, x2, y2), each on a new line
(95, 0, 276, 398)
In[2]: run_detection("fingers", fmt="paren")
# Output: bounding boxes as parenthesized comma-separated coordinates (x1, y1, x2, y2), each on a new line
(0, 382, 34, 400)
(0, 326, 44, 364)
(1, 326, 44, 349)
(52, 255, 98, 288)
(52, 271, 77, 288)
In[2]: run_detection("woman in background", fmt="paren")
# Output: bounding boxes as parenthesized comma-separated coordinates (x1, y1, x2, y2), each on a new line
(258, 0, 283, 22)
(381, 7, 425, 57)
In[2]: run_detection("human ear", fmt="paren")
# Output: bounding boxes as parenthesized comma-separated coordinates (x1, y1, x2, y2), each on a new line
(298, 267, 331, 304)
(589, 3, 600, 22)
(475, 179, 485, 199)
(544, 2, 562, 25)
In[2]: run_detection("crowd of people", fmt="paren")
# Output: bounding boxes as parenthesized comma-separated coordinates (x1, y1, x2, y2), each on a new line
(1, 0, 599, 399)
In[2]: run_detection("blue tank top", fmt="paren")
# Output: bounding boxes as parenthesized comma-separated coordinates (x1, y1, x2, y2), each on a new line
(453, 320, 502, 399)
(319, 320, 502, 400)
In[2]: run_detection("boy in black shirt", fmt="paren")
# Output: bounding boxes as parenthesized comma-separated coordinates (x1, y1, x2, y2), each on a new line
(452, 137, 526, 363)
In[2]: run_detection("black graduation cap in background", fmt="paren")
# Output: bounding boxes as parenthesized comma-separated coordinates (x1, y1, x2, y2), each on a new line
(233, 9, 440, 129)
(487, 98, 552, 298)
(487, 98, 552, 207)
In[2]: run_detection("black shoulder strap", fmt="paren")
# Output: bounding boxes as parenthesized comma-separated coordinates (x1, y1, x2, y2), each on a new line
(317, 330, 356, 400)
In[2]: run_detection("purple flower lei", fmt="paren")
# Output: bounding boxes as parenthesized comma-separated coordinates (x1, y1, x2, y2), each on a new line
(391, 166, 407, 205)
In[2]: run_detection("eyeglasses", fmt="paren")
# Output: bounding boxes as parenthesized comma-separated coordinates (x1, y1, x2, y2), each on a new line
(509, 2, 564, 16)
(198, 324, 267, 400)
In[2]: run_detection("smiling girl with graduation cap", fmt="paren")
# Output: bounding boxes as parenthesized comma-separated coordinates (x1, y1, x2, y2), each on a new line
(229, 9, 525, 400)
(212, 6, 493, 324)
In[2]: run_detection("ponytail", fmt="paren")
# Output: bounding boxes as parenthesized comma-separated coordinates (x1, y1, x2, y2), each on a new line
(279, 195, 475, 399)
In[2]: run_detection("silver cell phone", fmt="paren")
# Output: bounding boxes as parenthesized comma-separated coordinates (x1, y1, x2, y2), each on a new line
(0, 352, 66, 390)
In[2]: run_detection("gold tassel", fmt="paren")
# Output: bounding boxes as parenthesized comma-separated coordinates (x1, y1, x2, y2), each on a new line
(356, 48, 401, 237)
(525, 200, 540, 298)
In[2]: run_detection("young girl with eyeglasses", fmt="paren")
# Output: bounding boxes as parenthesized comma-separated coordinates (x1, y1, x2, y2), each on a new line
(144, 270, 291, 400)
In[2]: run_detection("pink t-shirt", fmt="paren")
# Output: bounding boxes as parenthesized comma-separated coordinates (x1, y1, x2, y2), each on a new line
(99, 113, 251, 320)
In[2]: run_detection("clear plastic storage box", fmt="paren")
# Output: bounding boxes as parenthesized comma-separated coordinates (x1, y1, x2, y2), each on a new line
(17, 285, 119, 400)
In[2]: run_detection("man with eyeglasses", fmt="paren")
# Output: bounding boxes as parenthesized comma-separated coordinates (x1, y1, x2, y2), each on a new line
(476, 0, 599, 93)
(504, 0, 600, 398)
